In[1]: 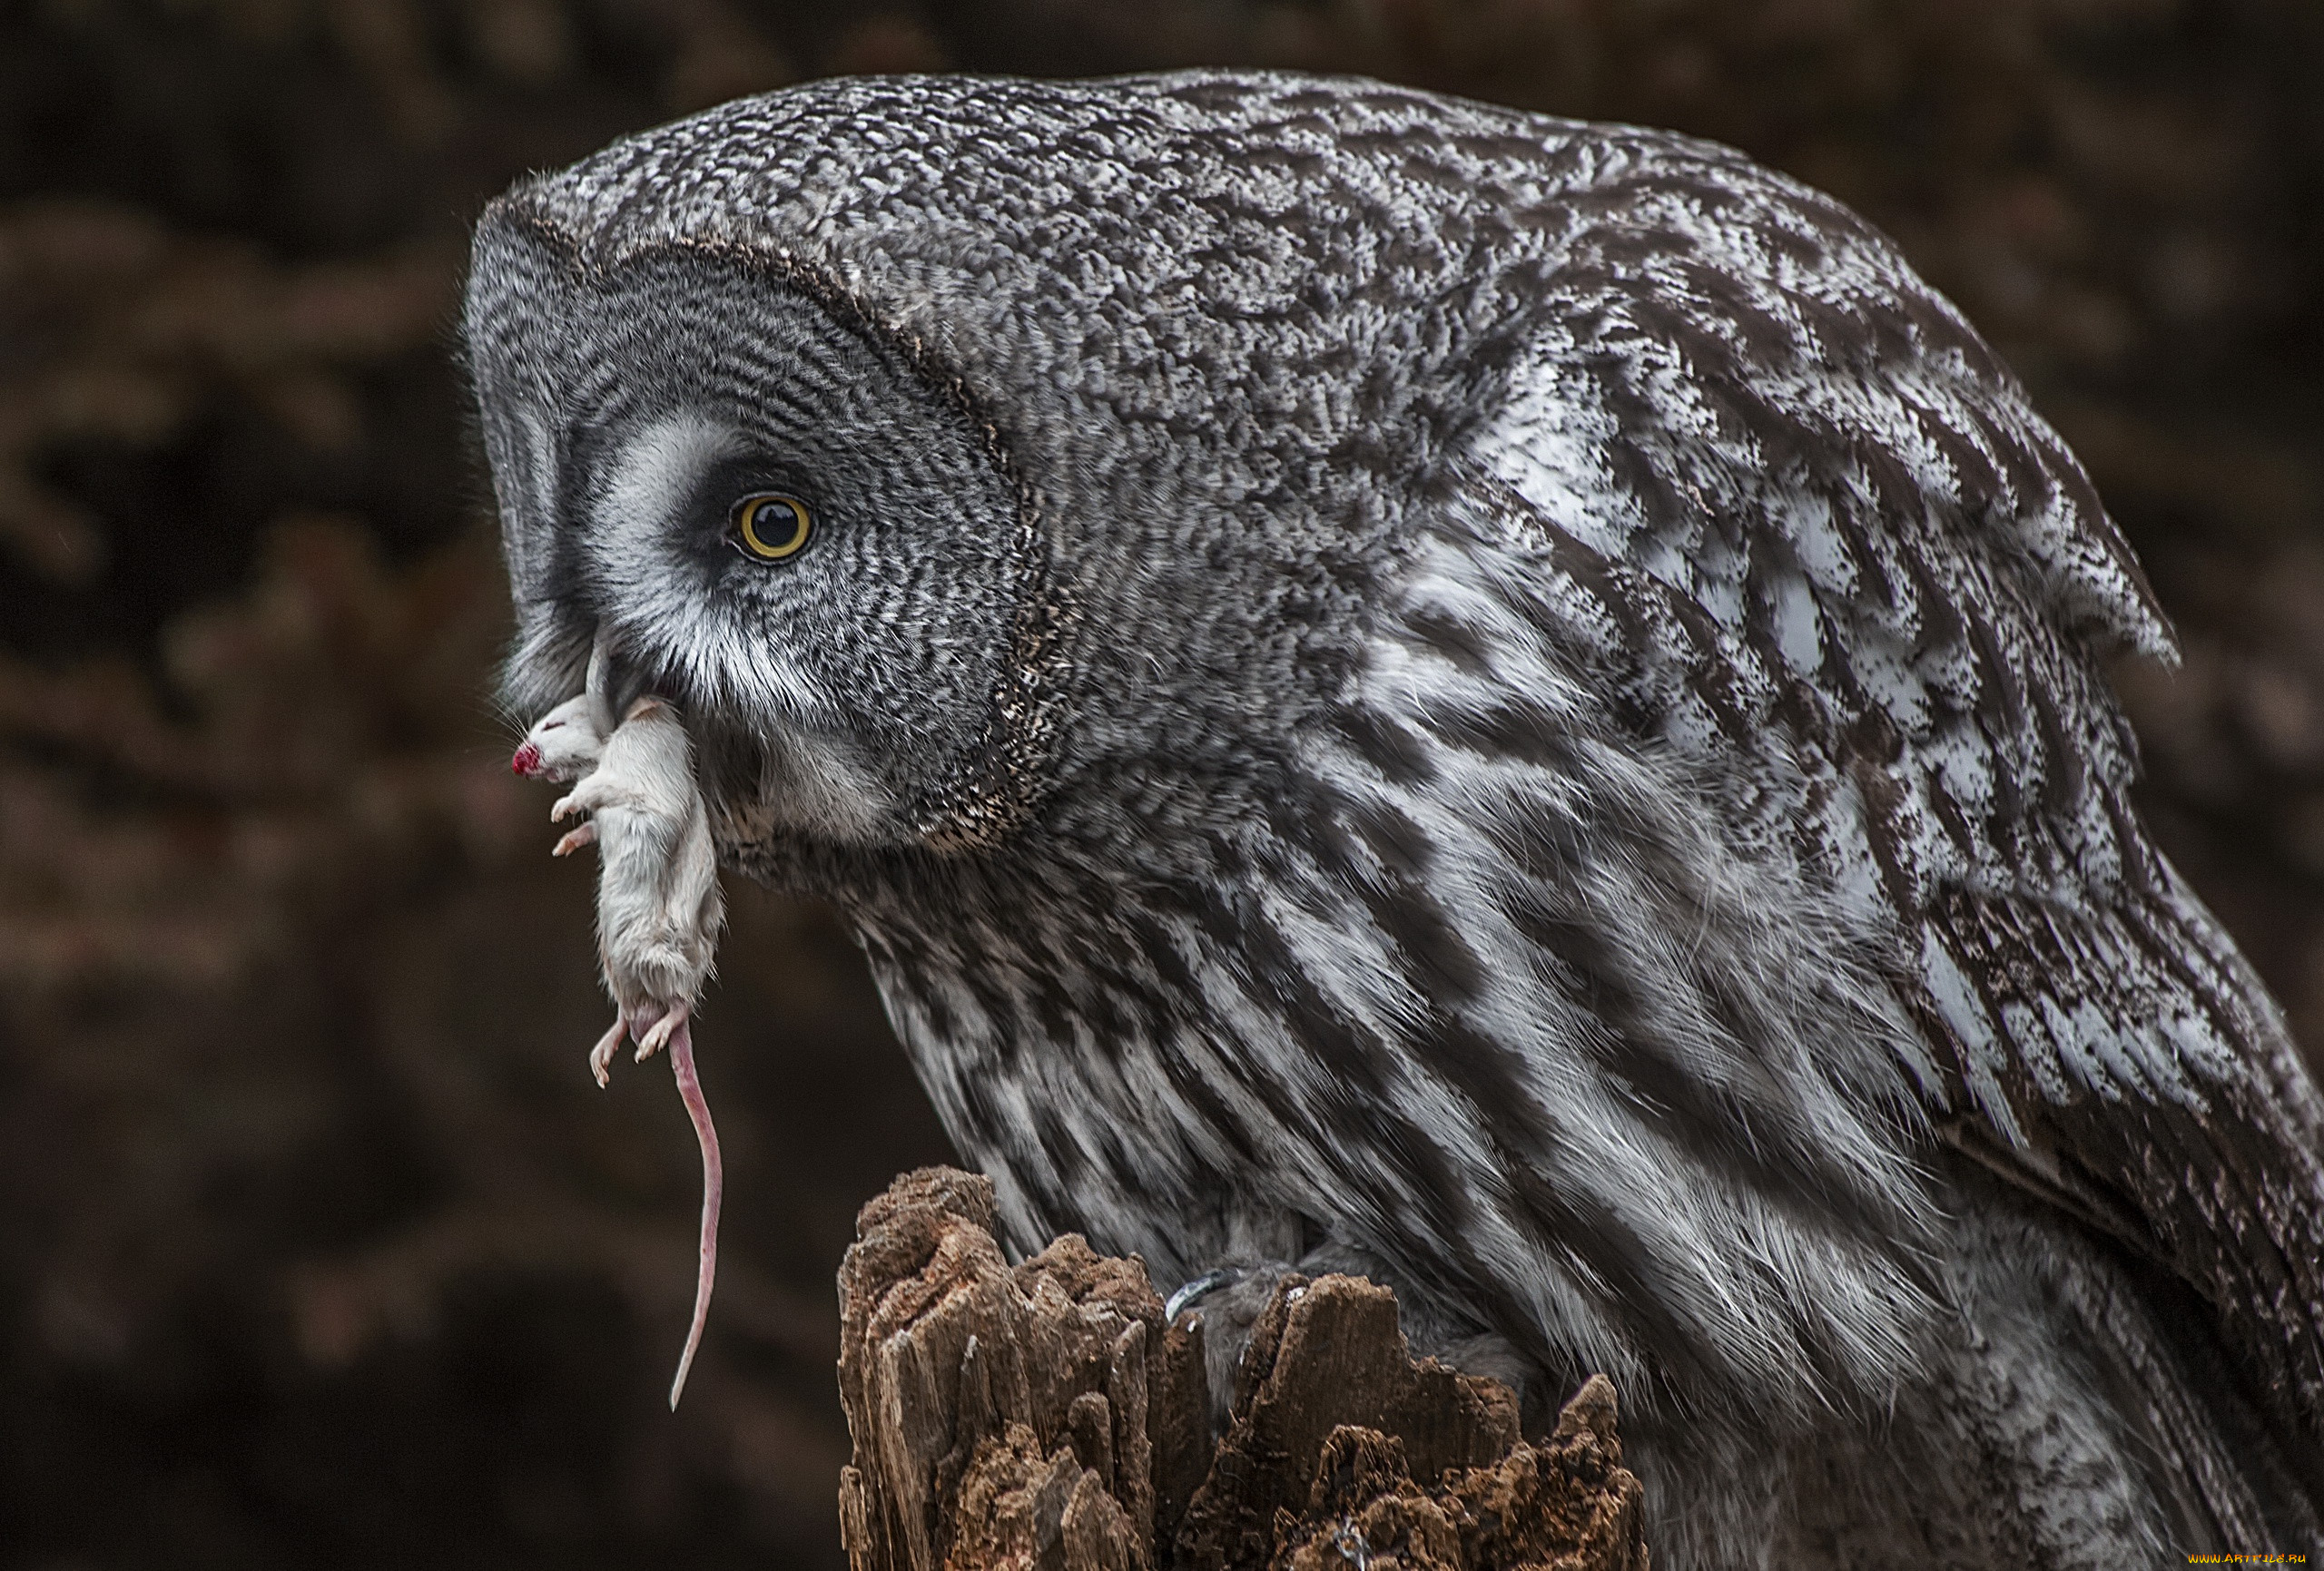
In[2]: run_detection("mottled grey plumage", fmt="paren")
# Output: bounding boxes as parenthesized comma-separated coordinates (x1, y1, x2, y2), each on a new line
(463, 70, 2324, 1565)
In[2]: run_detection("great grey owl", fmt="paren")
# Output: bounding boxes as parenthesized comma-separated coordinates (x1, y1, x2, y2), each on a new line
(462, 70, 2324, 1566)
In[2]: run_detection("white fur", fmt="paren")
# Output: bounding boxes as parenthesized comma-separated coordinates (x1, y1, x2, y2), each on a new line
(552, 696, 726, 1034)
(516, 694, 606, 783)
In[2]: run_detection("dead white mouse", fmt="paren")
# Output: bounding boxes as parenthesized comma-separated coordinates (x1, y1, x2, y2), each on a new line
(512, 681, 728, 1409)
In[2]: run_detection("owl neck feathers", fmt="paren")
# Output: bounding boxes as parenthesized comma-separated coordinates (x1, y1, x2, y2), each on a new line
(796, 519, 1948, 1428)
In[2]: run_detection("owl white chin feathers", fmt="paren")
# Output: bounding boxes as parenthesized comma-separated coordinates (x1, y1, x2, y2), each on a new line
(468, 69, 2324, 1565)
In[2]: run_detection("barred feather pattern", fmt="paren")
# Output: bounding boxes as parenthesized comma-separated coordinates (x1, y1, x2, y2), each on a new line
(1451, 166, 2324, 1445)
(850, 515, 1948, 1422)
(466, 67, 2324, 1557)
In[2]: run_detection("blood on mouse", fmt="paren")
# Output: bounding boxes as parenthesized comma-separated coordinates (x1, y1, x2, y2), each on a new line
(512, 693, 603, 781)
(520, 670, 728, 1409)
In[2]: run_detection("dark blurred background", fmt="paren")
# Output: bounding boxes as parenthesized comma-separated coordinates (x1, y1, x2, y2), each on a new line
(1, 1, 2319, 1566)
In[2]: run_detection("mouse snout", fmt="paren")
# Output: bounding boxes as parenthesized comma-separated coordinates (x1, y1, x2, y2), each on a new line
(512, 741, 543, 776)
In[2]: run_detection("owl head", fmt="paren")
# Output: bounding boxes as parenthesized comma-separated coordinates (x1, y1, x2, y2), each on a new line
(464, 74, 1535, 877)
(467, 219, 1049, 852)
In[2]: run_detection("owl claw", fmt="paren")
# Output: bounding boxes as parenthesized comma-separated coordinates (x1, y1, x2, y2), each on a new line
(1166, 1266, 1243, 1321)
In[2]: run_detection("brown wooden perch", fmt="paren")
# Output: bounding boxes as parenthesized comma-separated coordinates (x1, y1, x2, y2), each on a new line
(836, 1167, 1651, 1571)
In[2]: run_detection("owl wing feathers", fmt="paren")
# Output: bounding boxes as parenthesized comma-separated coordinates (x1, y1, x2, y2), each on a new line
(491, 68, 2324, 1447)
(1462, 132, 2324, 1443)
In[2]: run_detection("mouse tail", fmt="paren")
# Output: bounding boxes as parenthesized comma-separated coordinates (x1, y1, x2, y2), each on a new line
(585, 624, 619, 739)
(665, 1016, 722, 1410)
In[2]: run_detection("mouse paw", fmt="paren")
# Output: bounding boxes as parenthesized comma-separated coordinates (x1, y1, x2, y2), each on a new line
(635, 1001, 690, 1063)
(552, 821, 597, 856)
(587, 1015, 626, 1087)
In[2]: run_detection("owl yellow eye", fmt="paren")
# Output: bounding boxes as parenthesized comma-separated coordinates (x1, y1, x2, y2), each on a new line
(733, 493, 813, 560)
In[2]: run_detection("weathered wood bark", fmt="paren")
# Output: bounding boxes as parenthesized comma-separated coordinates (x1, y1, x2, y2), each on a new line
(837, 1167, 1650, 1571)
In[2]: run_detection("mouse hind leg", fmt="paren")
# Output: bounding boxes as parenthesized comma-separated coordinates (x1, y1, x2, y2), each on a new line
(587, 1014, 627, 1087)
(634, 1000, 689, 1062)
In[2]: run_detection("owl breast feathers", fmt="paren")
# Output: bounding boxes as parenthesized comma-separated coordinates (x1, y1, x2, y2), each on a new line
(465, 70, 2324, 1562)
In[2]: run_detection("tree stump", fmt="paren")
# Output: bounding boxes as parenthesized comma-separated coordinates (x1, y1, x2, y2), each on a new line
(836, 1167, 1650, 1571)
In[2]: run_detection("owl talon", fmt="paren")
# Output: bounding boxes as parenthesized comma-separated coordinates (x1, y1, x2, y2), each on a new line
(1167, 1266, 1243, 1321)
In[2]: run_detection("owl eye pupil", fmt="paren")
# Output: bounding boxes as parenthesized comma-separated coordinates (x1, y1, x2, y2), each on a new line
(733, 493, 813, 560)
